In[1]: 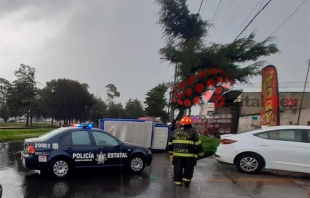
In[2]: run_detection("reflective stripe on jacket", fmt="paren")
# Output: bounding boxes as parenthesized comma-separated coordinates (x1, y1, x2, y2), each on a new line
(168, 126, 204, 159)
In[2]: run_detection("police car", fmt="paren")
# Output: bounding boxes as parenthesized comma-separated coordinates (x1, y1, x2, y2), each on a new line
(21, 124, 152, 178)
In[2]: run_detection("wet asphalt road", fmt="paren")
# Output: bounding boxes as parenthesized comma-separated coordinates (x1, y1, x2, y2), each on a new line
(1, 142, 310, 198)
(174, 155, 310, 198)
(0, 142, 176, 198)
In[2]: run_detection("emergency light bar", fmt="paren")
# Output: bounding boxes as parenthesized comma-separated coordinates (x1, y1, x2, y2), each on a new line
(73, 124, 93, 129)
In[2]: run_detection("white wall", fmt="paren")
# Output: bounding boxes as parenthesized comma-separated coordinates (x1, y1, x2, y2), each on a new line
(238, 109, 310, 132)
(199, 103, 214, 116)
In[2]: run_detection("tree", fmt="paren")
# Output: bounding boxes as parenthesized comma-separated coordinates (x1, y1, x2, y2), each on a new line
(125, 98, 145, 118)
(7, 64, 37, 126)
(0, 78, 11, 105)
(144, 83, 169, 119)
(104, 84, 125, 118)
(89, 97, 108, 125)
(0, 78, 12, 122)
(156, 0, 279, 129)
(0, 103, 10, 122)
(41, 79, 95, 125)
(107, 103, 126, 118)
(105, 84, 120, 106)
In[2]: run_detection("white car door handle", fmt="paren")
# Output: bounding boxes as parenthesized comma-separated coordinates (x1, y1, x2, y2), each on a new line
(259, 143, 269, 146)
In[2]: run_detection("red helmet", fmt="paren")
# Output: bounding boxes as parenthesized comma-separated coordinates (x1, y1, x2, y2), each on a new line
(179, 116, 192, 125)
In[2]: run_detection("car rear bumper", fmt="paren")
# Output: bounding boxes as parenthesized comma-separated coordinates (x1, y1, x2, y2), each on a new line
(21, 152, 49, 170)
(213, 152, 235, 164)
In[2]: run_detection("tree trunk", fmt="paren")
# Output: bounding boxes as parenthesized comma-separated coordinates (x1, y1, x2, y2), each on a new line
(171, 108, 185, 131)
(51, 117, 54, 126)
(30, 109, 33, 126)
(26, 110, 29, 127)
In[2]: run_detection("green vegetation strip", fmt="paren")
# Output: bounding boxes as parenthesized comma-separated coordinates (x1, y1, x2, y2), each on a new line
(0, 128, 53, 142)
(199, 135, 220, 153)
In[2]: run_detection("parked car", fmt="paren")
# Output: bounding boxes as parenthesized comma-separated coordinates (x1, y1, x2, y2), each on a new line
(21, 124, 153, 178)
(214, 125, 310, 174)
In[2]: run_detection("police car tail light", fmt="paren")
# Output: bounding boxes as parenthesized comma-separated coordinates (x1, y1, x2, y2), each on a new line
(220, 139, 237, 144)
(27, 145, 35, 154)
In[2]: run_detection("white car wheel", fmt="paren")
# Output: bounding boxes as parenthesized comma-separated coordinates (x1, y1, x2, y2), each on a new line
(235, 153, 264, 174)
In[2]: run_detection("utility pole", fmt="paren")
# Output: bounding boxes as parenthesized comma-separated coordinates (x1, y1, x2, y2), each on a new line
(170, 64, 178, 122)
(296, 59, 310, 124)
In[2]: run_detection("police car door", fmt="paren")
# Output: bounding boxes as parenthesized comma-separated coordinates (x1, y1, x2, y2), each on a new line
(60, 130, 96, 167)
(90, 130, 124, 166)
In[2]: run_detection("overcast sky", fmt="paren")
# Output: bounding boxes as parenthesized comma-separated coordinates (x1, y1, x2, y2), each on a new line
(0, 0, 309, 115)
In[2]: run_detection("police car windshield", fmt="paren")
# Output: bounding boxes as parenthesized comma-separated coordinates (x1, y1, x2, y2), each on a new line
(37, 127, 68, 141)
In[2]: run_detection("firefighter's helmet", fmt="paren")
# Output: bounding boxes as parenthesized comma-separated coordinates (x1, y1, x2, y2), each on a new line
(179, 116, 192, 125)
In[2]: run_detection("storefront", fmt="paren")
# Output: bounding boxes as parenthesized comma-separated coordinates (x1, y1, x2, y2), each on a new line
(205, 90, 242, 136)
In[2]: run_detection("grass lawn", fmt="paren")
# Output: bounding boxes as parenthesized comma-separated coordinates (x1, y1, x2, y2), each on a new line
(0, 128, 53, 142)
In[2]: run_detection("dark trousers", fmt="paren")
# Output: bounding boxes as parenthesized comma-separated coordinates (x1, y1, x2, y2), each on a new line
(172, 157, 197, 184)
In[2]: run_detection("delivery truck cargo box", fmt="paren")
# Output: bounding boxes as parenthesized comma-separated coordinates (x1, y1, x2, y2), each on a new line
(98, 118, 153, 148)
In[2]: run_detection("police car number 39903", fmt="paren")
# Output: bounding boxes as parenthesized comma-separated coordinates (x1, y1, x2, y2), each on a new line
(35, 143, 50, 148)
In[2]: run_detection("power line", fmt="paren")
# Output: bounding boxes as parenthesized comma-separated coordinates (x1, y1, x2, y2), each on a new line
(210, 0, 223, 25)
(221, 0, 245, 40)
(234, 0, 272, 41)
(256, 0, 265, 14)
(201, 0, 209, 14)
(211, 0, 226, 27)
(233, 0, 268, 41)
(198, 0, 204, 14)
(210, 0, 234, 42)
(268, 0, 308, 37)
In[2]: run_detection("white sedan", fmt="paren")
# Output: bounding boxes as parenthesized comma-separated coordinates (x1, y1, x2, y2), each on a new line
(214, 125, 310, 174)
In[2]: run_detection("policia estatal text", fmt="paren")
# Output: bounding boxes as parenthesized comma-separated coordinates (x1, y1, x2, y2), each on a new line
(168, 116, 204, 187)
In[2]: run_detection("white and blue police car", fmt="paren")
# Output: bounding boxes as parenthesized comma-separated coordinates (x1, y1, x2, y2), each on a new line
(21, 124, 152, 178)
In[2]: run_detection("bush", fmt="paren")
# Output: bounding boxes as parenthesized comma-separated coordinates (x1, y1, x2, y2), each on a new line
(199, 135, 220, 153)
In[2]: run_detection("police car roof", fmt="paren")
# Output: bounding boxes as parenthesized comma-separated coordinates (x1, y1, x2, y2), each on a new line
(34, 126, 98, 141)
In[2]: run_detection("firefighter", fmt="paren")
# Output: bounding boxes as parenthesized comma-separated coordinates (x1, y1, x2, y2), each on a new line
(168, 116, 204, 187)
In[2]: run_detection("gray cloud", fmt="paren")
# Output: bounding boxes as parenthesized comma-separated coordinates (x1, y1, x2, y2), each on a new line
(0, 0, 309, 115)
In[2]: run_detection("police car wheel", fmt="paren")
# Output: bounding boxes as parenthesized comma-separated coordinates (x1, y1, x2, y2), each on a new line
(129, 155, 145, 173)
(51, 158, 70, 178)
